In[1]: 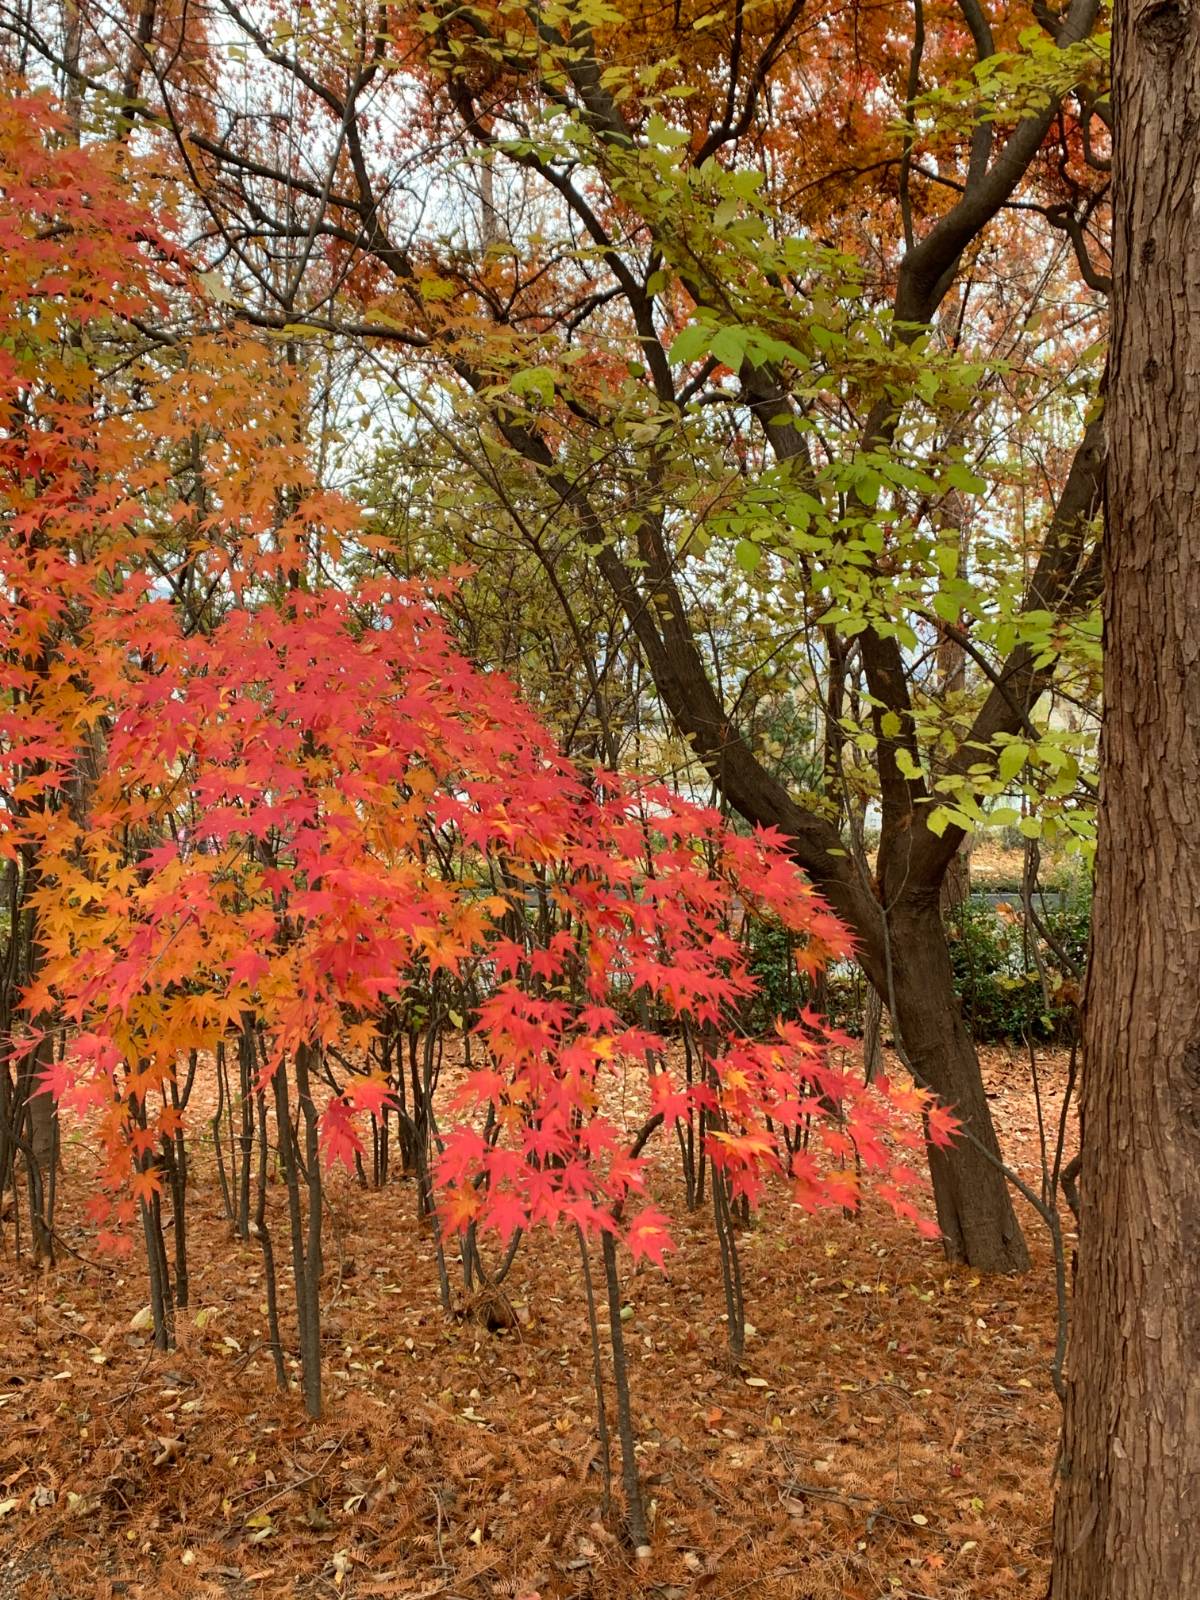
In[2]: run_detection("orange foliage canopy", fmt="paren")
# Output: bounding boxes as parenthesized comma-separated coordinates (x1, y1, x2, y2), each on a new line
(1, 88, 955, 1263)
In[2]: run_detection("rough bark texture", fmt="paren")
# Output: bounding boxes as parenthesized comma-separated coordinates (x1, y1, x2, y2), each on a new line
(1049, 6, 1200, 1592)
(939, 846, 971, 914)
(884, 896, 1028, 1271)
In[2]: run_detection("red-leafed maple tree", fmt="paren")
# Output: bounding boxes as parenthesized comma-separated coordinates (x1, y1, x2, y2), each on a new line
(1, 84, 959, 1545)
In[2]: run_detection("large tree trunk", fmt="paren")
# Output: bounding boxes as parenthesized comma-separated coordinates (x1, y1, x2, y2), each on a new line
(1049, 9, 1200, 1595)
(872, 894, 1029, 1272)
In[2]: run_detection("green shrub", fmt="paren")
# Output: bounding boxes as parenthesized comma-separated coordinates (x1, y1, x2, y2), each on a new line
(946, 903, 1050, 1040)
(741, 875, 1091, 1046)
(946, 887, 1088, 1043)
(743, 923, 807, 1030)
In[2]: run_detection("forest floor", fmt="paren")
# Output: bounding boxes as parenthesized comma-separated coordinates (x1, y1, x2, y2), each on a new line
(0, 1045, 1074, 1600)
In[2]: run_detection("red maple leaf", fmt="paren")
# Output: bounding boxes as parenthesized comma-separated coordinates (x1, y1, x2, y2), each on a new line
(346, 1073, 398, 1119)
(625, 1206, 674, 1269)
(319, 1098, 364, 1172)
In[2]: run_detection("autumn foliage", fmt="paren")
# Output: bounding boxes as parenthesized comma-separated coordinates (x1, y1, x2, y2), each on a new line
(2, 87, 950, 1235)
(0, 86, 962, 1563)
(0, 0, 1120, 1577)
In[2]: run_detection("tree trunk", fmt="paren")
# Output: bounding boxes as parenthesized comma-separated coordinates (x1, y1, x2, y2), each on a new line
(936, 509, 971, 919)
(882, 894, 1029, 1272)
(939, 842, 971, 914)
(28, 1070, 54, 1176)
(1049, 8, 1200, 1594)
(24, 1034, 56, 1261)
(861, 985, 884, 1082)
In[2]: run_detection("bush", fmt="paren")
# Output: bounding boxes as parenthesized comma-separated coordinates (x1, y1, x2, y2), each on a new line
(743, 922, 808, 1029)
(946, 885, 1089, 1043)
(742, 875, 1091, 1046)
(946, 903, 1050, 1040)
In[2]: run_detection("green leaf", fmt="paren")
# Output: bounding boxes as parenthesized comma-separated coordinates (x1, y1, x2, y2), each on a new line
(855, 470, 880, 509)
(710, 325, 749, 369)
(944, 462, 987, 495)
(510, 366, 557, 404)
(734, 539, 762, 574)
(935, 543, 958, 580)
(997, 742, 1028, 784)
(895, 747, 922, 780)
(667, 322, 711, 365)
(927, 806, 956, 837)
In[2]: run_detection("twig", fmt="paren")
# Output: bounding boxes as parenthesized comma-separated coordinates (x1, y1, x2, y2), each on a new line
(239, 1430, 349, 1521)
(109, 1348, 156, 1413)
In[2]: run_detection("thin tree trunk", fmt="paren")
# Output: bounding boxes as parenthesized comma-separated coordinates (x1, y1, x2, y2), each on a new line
(862, 985, 884, 1082)
(936, 506, 971, 918)
(273, 1056, 322, 1419)
(1049, 10, 1200, 1593)
(237, 1018, 254, 1240)
(212, 1039, 234, 1223)
(27, 1071, 54, 1186)
(255, 1088, 289, 1395)
(600, 1230, 650, 1553)
(711, 1162, 746, 1358)
(23, 1036, 55, 1261)
(576, 1227, 613, 1514)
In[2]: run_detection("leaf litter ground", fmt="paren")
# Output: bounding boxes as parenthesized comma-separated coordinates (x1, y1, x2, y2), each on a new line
(0, 1045, 1072, 1600)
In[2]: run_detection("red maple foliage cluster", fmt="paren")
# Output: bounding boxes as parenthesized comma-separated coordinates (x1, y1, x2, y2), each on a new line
(2, 88, 956, 1280)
